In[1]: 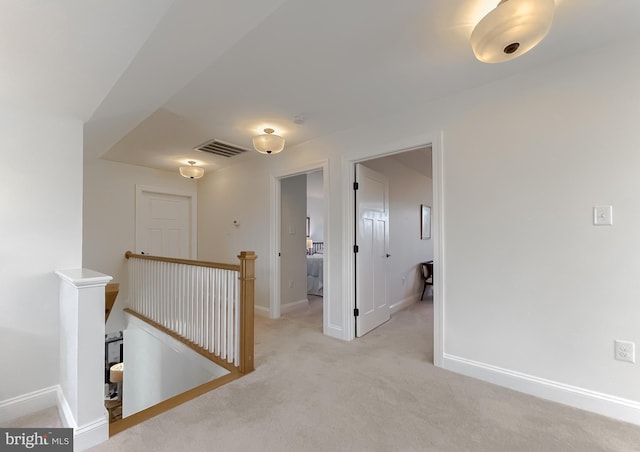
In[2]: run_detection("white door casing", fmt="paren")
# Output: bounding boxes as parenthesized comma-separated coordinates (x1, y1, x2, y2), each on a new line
(355, 164, 390, 337)
(269, 160, 330, 336)
(135, 185, 197, 259)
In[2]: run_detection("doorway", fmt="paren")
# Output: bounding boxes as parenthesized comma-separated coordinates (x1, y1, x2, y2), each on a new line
(270, 161, 329, 334)
(352, 145, 438, 347)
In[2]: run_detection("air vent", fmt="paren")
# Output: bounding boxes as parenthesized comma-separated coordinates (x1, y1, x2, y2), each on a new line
(194, 139, 249, 158)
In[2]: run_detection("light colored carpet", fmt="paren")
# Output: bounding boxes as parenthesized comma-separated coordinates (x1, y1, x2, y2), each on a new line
(15, 297, 640, 451)
(5, 406, 62, 429)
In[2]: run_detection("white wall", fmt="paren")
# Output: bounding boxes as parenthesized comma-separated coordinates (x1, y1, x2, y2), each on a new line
(197, 37, 640, 418)
(122, 315, 228, 418)
(280, 174, 307, 307)
(362, 155, 433, 308)
(440, 45, 640, 402)
(197, 159, 273, 308)
(82, 158, 195, 333)
(0, 109, 83, 402)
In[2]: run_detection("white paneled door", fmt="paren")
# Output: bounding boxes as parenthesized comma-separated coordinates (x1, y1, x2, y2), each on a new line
(136, 186, 195, 259)
(355, 164, 390, 337)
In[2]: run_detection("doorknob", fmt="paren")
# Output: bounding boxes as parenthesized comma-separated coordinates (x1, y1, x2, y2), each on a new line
(386, 253, 391, 258)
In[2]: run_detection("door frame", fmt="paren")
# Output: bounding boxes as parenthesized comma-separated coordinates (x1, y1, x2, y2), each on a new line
(341, 132, 445, 367)
(135, 185, 198, 258)
(269, 160, 330, 331)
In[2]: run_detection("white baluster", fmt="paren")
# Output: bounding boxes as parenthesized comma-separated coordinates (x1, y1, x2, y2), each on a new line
(234, 273, 240, 366)
(215, 269, 221, 358)
(196, 266, 203, 347)
(204, 269, 210, 351)
(228, 270, 233, 361)
(126, 255, 249, 365)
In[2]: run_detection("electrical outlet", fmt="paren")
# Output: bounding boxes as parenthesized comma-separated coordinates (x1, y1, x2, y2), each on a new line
(615, 340, 635, 363)
(288, 280, 294, 289)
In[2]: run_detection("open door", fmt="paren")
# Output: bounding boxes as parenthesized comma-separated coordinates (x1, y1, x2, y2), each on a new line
(355, 164, 390, 337)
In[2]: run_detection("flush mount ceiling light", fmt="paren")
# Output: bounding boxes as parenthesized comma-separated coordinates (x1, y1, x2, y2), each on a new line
(471, 0, 555, 63)
(252, 128, 285, 155)
(179, 161, 204, 179)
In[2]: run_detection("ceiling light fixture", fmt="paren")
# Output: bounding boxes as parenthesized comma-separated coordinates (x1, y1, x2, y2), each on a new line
(179, 161, 204, 179)
(470, 0, 555, 63)
(252, 128, 285, 155)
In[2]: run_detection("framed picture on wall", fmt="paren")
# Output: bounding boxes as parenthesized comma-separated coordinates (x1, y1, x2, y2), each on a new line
(306, 217, 310, 237)
(421, 205, 431, 240)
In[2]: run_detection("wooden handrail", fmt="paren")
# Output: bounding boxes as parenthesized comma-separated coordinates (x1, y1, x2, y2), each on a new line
(124, 251, 240, 272)
(126, 249, 257, 374)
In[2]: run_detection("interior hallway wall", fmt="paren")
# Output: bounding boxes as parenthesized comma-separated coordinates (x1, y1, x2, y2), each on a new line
(0, 109, 82, 403)
(197, 37, 640, 414)
(83, 158, 195, 333)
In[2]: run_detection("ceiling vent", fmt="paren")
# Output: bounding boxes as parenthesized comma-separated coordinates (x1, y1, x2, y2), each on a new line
(194, 139, 249, 158)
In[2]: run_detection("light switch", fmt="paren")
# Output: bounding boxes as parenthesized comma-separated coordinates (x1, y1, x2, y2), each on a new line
(593, 205, 613, 225)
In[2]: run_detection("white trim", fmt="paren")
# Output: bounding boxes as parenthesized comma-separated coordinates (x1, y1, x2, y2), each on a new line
(135, 184, 198, 259)
(254, 305, 271, 318)
(55, 269, 112, 288)
(0, 385, 58, 424)
(280, 298, 309, 314)
(343, 133, 444, 350)
(340, 154, 354, 341)
(73, 414, 109, 451)
(59, 387, 109, 452)
(432, 132, 445, 368)
(269, 175, 281, 319)
(389, 294, 419, 315)
(321, 166, 332, 338)
(443, 354, 640, 426)
(56, 386, 75, 429)
(269, 160, 330, 336)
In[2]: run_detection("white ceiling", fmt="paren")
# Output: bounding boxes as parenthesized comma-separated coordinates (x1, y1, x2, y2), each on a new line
(392, 147, 432, 179)
(4, 1, 640, 172)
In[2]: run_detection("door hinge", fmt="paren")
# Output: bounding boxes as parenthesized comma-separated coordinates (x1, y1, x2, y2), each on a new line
(354, 308, 359, 317)
(353, 245, 359, 253)
(353, 182, 359, 190)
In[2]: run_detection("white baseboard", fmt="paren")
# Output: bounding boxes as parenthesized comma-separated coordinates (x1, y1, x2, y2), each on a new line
(389, 294, 419, 315)
(325, 323, 346, 341)
(443, 354, 640, 426)
(254, 305, 270, 318)
(0, 385, 58, 424)
(74, 416, 109, 452)
(57, 387, 108, 451)
(56, 387, 75, 429)
(281, 299, 309, 314)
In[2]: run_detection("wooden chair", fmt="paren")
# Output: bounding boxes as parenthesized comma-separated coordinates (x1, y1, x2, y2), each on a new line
(420, 261, 433, 301)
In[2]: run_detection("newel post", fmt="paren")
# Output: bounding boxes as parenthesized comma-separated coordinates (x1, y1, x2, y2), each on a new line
(238, 251, 257, 374)
(55, 268, 112, 451)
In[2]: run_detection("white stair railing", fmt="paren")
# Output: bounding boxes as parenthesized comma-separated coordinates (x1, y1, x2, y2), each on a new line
(124, 251, 256, 372)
